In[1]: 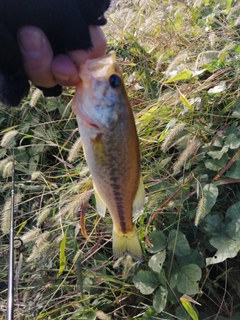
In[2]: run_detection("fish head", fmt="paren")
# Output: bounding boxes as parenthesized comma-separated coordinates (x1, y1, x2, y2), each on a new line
(73, 52, 127, 130)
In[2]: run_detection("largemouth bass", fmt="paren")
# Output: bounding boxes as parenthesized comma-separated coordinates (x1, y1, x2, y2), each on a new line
(72, 52, 144, 260)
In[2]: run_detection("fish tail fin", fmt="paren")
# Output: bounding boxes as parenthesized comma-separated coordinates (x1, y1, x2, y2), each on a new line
(113, 228, 143, 261)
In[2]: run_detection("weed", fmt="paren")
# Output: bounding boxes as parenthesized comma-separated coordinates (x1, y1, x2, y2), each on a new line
(1, 0, 240, 319)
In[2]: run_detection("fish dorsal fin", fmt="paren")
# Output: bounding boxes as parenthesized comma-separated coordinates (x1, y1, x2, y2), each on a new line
(93, 183, 106, 217)
(133, 175, 145, 214)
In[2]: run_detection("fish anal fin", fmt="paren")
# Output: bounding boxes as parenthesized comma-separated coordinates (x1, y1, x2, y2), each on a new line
(93, 183, 106, 217)
(133, 175, 145, 214)
(113, 228, 143, 261)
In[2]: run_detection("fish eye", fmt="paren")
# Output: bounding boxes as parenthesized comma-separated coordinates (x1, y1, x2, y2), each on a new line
(109, 74, 121, 88)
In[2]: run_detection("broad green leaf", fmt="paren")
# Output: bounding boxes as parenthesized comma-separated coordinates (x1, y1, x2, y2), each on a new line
(226, 201, 240, 225)
(203, 200, 240, 259)
(165, 69, 192, 83)
(133, 270, 158, 294)
(211, 137, 223, 148)
(146, 230, 167, 253)
(177, 249, 205, 269)
(205, 153, 230, 171)
(180, 296, 199, 320)
(57, 233, 67, 278)
(206, 236, 240, 266)
(225, 123, 239, 135)
(179, 91, 194, 112)
(158, 269, 167, 287)
(202, 183, 219, 215)
(169, 265, 180, 288)
(45, 100, 59, 112)
(205, 202, 240, 265)
(225, 133, 240, 149)
(207, 146, 229, 160)
(232, 101, 240, 117)
(148, 250, 166, 273)
(203, 214, 223, 236)
(168, 230, 191, 257)
(225, 202, 240, 236)
(225, 157, 240, 178)
(177, 264, 202, 295)
(153, 286, 168, 313)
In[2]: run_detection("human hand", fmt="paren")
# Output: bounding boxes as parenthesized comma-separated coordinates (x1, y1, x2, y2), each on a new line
(0, 0, 111, 106)
(17, 25, 107, 89)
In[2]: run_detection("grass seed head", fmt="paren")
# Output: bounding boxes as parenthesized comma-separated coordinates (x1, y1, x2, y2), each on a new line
(31, 171, 44, 181)
(1, 199, 11, 235)
(195, 196, 207, 226)
(0, 156, 13, 172)
(2, 160, 14, 178)
(173, 137, 200, 174)
(55, 194, 87, 221)
(29, 88, 42, 107)
(37, 207, 52, 227)
(26, 239, 50, 262)
(67, 137, 83, 163)
(1, 193, 22, 235)
(161, 123, 186, 152)
(20, 227, 41, 244)
(1, 130, 18, 148)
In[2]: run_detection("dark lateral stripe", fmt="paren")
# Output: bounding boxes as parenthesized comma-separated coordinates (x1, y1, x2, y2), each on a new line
(116, 202, 126, 231)
(110, 170, 128, 231)
(110, 176, 118, 183)
(111, 185, 126, 231)
(111, 183, 120, 190)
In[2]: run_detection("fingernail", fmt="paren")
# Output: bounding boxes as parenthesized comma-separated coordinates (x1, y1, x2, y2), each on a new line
(56, 73, 71, 81)
(18, 30, 44, 56)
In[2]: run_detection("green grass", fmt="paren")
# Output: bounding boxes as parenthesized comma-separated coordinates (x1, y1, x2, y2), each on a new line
(1, 0, 240, 319)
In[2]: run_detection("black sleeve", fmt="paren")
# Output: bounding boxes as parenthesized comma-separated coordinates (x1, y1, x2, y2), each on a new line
(0, 0, 111, 106)
(0, 21, 30, 106)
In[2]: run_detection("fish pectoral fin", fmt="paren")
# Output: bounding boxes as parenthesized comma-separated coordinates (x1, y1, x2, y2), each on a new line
(93, 183, 106, 217)
(113, 228, 143, 261)
(133, 175, 145, 214)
